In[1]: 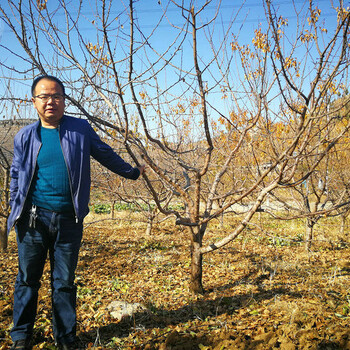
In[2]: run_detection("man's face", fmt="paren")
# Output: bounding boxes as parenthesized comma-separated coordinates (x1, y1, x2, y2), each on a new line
(32, 78, 65, 128)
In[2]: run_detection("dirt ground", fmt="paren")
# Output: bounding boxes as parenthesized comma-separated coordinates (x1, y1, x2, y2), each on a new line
(1, 213, 350, 349)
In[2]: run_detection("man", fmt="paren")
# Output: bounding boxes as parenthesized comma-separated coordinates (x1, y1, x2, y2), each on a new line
(8, 75, 145, 350)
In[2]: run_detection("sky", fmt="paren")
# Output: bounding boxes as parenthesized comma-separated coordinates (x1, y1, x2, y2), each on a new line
(0, 0, 344, 122)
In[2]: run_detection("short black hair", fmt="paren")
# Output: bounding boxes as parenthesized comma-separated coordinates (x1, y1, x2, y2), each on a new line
(31, 75, 65, 96)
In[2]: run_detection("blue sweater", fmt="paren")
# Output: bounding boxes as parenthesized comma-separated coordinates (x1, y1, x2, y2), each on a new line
(29, 126, 73, 212)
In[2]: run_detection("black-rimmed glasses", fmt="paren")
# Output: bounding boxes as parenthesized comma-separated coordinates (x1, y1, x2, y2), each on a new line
(33, 94, 65, 103)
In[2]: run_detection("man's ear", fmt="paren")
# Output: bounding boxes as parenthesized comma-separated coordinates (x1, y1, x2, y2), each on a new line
(31, 97, 37, 110)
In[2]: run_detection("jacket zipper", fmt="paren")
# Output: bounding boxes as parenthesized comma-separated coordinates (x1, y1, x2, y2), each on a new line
(14, 142, 42, 225)
(58, 125, 79, 223)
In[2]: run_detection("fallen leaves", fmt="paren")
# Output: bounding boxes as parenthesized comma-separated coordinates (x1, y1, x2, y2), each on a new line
(1, 214, 350, 349)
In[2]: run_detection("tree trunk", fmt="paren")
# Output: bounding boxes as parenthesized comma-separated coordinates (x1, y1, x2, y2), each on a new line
(111, 200, 116, 219)
(305, 217, 315, 251)
(145, 216, 153, 236)
(190, 227, 204, 294)
(340, 214, 346, 236)
(0, 218, 8, 252)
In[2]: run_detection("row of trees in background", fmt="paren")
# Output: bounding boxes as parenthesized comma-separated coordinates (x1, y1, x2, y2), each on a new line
(0, 0, 349, 293)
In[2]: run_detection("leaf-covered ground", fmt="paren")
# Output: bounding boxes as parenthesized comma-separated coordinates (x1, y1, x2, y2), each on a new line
(1, 213, 350, 349)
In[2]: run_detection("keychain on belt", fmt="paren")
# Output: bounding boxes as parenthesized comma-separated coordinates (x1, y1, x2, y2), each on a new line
(29, 205, 37, 228)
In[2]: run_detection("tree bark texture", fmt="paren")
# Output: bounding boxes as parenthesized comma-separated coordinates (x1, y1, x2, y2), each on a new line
(0, 219, 8, 252)
(190, 227, 204, 294)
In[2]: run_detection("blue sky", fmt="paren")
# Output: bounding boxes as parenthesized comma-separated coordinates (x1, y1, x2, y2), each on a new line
(0, 0, 343, 122)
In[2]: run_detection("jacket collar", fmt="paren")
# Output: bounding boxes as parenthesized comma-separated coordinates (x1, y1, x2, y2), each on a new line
(33, 114, 67, 140)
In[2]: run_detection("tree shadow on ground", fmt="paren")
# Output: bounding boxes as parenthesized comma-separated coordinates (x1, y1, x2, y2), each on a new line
(80, 279, 348, 349)
(78, 249, 350, 349)
(80, 276, 303, 347)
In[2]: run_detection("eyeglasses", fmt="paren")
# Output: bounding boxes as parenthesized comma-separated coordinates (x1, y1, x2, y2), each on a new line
(33, 94, 65, 103)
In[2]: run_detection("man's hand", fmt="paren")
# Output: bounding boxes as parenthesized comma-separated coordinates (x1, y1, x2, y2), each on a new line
(138, 165, 146, 175)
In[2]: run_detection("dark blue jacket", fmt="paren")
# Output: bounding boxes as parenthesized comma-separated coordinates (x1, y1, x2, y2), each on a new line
(7, 115, 140, 233)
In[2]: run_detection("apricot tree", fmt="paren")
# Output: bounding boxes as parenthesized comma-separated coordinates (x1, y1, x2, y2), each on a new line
(0, 0, 349, 293)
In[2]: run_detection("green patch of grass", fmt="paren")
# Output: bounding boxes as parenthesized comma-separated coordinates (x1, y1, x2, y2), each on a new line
(77, 286, 94, 298)
(91, 201, 186, 214)
(138, 238, 175, 251)
(92, 203, 111, 214)
(109, 277, 130, 293)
